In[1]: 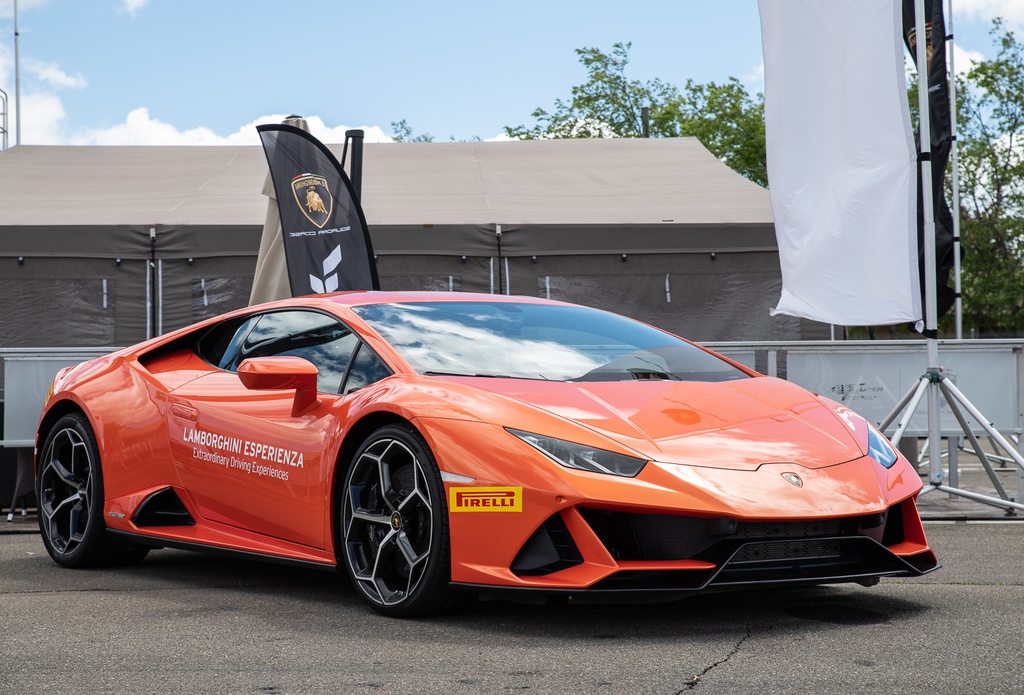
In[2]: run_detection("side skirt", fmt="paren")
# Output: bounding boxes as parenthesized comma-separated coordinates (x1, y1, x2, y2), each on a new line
(107, 529, 340, 573)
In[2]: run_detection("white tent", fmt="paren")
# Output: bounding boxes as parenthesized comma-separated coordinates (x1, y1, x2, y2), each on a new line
(0, 137, 818, 362)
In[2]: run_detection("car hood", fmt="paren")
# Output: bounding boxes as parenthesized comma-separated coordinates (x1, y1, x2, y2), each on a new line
(470, 376, 864, 471)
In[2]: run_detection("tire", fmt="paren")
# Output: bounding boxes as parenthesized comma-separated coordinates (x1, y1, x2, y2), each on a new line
(37, 413, 149, 568)
(340, 424, 455, 617)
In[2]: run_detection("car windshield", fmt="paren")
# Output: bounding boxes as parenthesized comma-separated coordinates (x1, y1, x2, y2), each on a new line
(352, 301, 749, 383)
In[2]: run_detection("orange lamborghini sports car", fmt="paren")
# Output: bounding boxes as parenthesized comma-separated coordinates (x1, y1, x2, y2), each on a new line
(35, 292, 938, 616)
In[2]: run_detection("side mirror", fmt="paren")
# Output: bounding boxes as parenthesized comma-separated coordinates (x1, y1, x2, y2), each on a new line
(237, 357, 321, 417)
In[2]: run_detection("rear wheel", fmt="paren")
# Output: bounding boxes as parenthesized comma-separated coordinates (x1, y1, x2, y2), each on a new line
(37, 413, 149, 568)
(340, 424, 455, 617)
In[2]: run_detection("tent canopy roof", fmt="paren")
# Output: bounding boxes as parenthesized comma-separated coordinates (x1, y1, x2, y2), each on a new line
(0, 138, 772, 228)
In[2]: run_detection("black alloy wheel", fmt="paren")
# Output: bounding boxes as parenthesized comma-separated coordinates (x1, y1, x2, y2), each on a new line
(341, 424, 455, 617)
(37, 413, 148, 568)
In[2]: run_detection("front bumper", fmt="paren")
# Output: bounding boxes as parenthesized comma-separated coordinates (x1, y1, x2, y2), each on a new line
(453, 496, 938, 599)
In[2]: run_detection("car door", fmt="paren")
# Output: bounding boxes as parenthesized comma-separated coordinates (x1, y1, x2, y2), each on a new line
(166, 309, 373, 549)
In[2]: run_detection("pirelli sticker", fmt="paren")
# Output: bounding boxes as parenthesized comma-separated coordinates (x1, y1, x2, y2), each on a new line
(449, 486, 522, 512)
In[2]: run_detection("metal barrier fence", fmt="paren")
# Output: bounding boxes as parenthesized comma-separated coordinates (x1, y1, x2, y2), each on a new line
(706, 340, 1024, 438)
(4, 341, 1022, 444)
(4, 340, 1023, 511)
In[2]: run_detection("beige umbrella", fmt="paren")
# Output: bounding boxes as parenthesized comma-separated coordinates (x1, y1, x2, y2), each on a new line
(249, 115, 310, 305)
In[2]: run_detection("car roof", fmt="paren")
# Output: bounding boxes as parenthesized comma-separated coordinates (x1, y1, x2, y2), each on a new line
(324, 291, 561, 307)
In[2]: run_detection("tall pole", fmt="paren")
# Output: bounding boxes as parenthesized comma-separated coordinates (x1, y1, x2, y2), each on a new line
(14, 0, 21, 145)
(946, 0, 963, 339)
(914, 0, 943, 486)
(0, 88, 7, 150)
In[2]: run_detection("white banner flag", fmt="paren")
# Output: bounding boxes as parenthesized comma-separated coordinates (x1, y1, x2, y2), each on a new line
(758, 0, 921, 325)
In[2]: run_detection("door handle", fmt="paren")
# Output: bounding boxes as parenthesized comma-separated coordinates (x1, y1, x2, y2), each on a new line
(171, 403, 198, 421)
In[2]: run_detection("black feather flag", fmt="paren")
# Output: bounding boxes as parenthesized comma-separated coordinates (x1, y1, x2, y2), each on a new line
(257, 124, 379, 296)
(903, 0, 957, 320)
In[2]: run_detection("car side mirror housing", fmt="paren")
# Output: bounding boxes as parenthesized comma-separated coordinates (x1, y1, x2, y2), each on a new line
(237, 357, 321, 417)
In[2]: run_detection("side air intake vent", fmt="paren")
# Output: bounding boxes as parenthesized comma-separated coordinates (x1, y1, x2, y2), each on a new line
(132, 487, 196, 527)
(511, 513, 583, 576)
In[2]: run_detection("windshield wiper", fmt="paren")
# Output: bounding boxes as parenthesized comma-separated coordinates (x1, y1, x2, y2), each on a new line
(423, 370, 548, 380)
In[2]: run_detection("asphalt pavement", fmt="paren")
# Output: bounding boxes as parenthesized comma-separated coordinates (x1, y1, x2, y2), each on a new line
(1, 514, 1022, 694)
(3, 442, 1022, 695)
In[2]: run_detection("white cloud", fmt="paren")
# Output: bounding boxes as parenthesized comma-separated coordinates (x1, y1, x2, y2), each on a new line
(1, 37, 85, 144)
(119, 0, 149, 17)
(743, 62, 765, 95)
(69, 107, 224, 145)
(0, 0, 53, 20)
(0, 39, 10, 86)
(18, 91, 67, 144)
(903, 41, 987, 79)
(67, 107, 397, 146)
(23, 57, 86, 89)
(951, 43, 986, 76)
(745, 62, 764, 85)
(66, 110, 512, 145)
(955, 0, 1024, 30)
(284, 116, 395, 146)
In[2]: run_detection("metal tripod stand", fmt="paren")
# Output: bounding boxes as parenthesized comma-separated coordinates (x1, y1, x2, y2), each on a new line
(880, 366, 1024, 514)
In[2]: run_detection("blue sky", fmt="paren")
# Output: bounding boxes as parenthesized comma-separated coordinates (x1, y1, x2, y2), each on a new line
(1, 0, 1021, 146)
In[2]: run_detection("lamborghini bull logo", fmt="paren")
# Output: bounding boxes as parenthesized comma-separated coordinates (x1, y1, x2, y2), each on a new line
(306, 188, 328, 215)
(291, 173, 333, 229)
(906, 24, 936, 71)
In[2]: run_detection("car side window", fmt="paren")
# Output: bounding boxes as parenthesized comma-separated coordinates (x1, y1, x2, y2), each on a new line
(240, 311, 360, 394)
(195, 315, 259, 371)
(343, 343, 393, 395)
(197, 310, 393, 395)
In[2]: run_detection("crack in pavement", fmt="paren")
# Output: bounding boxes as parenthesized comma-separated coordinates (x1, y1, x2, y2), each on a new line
(678, 623, 752, 692)
(678, 591, 773, 691)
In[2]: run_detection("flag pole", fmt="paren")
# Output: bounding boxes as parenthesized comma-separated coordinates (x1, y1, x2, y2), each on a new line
(14, 0, 21, 145)
(945, 0, 963, 339)
(913, 0, 943, 486)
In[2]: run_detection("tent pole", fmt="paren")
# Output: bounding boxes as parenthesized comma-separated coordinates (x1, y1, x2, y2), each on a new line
(495, 224, 503, 295)
(346, 129, 365, 201)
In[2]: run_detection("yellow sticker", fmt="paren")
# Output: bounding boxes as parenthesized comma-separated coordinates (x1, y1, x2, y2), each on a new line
(449, 486, 523, 512)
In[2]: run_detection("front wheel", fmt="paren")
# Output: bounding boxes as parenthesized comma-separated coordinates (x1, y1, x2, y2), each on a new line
(37, 413, 149, 568)
(340, 424, 455, 617)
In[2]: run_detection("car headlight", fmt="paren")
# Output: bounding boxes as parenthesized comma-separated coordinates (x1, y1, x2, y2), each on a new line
(867, 425, 899, 469)
(506, 428, 647, 477)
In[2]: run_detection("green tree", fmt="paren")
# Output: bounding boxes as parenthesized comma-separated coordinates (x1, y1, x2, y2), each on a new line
(390, 119, 435, 143)
(954, 20, 1024, 336)
(504, 42, 767, 186)
(658, 78, 767, 186)
(504, 42, 677, 139)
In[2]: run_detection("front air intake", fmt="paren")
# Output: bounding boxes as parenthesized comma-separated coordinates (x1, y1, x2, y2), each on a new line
(511, 513, 583, 576)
